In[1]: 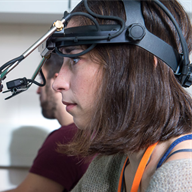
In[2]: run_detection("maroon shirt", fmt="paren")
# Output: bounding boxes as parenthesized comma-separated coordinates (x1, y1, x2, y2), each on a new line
(30, 123, 90, 191)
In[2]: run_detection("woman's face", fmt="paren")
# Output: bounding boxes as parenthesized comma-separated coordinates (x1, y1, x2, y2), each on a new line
(52, 21, 102, 129)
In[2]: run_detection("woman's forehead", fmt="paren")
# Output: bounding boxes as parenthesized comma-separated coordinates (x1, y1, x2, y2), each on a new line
(60, 46, 83, 54)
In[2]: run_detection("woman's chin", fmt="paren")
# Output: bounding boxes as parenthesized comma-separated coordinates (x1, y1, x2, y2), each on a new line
(74, 118, 85, 130)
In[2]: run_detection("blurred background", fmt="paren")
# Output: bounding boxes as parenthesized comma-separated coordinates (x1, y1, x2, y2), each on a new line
(0, 0, 191, 190)
(0, 0, 80, 190)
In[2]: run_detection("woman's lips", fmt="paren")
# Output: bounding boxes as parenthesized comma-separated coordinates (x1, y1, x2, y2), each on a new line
(62, 101, 77, 112)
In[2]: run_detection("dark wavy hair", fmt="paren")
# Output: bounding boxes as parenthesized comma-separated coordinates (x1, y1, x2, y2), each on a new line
(58, 0, 192, 157)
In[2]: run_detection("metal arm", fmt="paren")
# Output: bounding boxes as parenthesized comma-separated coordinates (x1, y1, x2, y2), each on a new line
(0, 19, 66, 81)
(0, 18, 66, 99)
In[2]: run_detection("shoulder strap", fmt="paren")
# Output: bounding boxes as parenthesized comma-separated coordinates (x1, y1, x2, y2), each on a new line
(118, 142, 158, 192)
(118, 156, 129, 192)
(157, 134, 192, 169)
(166, 149, 192, 161)
(130, 142, 158, 192)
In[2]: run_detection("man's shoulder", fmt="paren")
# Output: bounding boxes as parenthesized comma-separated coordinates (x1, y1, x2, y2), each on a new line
(48, 123, 77, 138)
(59, 123, 77, 132)
(40, 123, 77, 147)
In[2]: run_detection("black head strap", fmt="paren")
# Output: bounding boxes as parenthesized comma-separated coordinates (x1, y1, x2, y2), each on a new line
(46, 0, 192, 87)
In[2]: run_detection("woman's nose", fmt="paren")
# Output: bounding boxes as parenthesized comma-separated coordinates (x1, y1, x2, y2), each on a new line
(52, 65, 70, 92)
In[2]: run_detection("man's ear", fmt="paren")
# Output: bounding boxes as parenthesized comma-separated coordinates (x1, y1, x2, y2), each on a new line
(53, 73, 59, 80)
(154, 56, 158, 68)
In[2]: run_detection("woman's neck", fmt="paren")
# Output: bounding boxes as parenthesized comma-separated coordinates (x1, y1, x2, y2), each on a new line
(124, 137, 181, 192)
(126, 149, 146, 175)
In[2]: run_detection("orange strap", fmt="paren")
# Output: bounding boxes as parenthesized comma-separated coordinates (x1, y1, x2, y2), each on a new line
(118, 142, 158, 192)
(130, 142, 158, 192)
(117, 156, 129, 192)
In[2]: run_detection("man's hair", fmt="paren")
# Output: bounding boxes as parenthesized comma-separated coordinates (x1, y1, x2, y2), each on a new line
(58, 0, 192, 157)
(43, 53, 63, 79)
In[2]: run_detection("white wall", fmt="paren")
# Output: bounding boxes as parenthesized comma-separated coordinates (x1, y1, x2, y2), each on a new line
(0, 0, 80, 24)
(0, 0, 191, 190)
(0, 23, 62, 191)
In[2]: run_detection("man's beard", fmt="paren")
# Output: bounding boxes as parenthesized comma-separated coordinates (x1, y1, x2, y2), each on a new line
(41, 100, 56, 119)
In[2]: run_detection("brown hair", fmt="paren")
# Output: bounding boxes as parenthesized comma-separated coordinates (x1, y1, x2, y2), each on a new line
(58, 0, 192, 156)
(43, 53, 63, 79)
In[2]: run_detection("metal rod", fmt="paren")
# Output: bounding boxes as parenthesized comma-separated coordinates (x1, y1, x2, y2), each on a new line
(22, 18, 66, 58)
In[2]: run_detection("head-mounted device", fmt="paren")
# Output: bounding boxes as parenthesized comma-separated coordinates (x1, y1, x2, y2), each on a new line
(1, 0, 192, 100)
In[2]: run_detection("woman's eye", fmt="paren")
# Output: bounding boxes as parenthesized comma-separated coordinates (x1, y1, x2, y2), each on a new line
(72, 58, 80, 65)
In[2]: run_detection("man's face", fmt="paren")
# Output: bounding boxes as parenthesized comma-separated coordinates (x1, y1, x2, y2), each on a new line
(36, 65, 57, 119)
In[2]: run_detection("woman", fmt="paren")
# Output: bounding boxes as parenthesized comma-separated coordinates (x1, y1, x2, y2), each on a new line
(53, 0, 192, 191)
